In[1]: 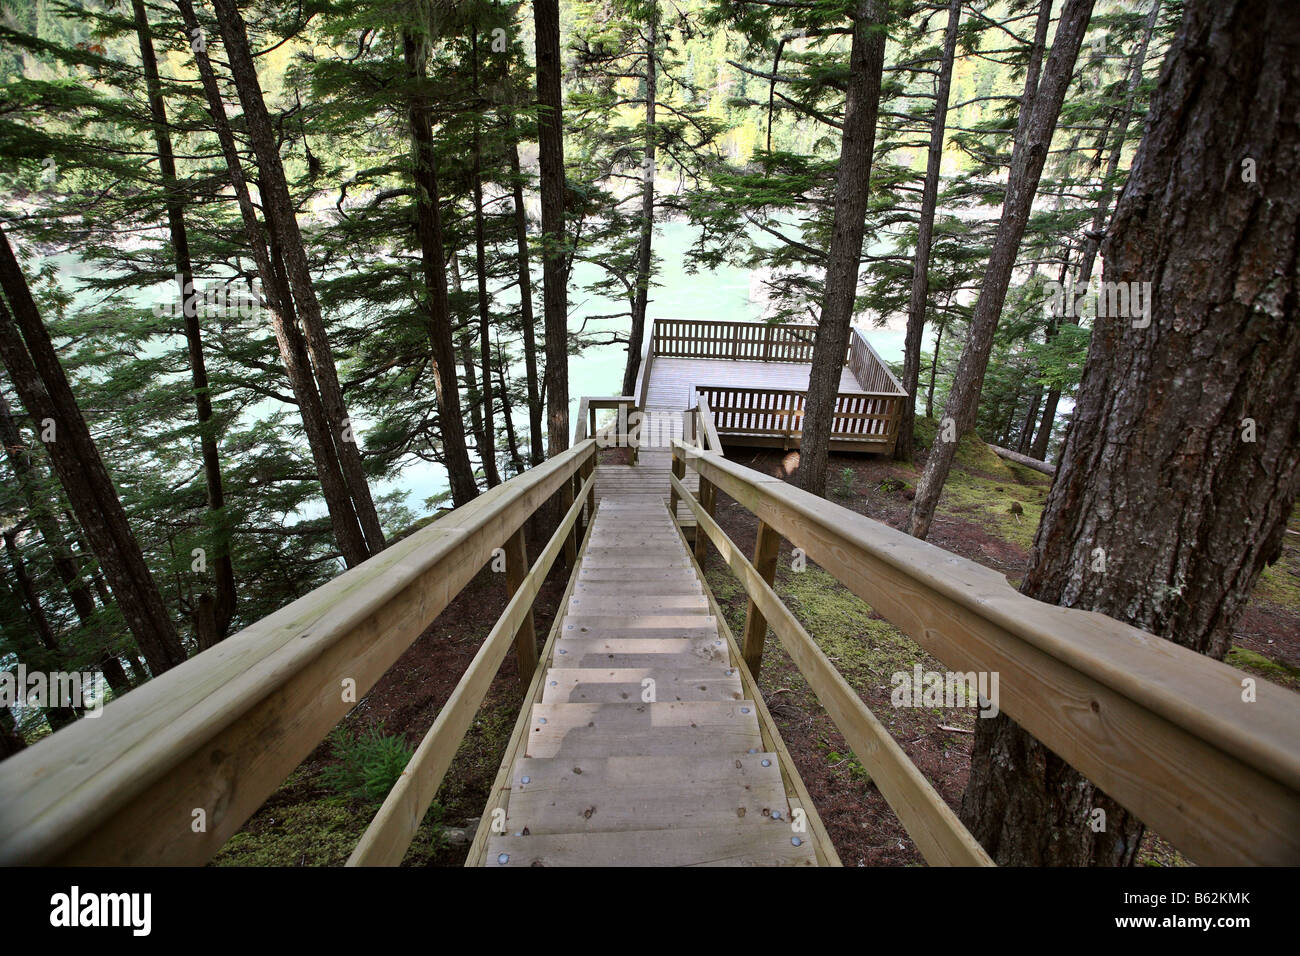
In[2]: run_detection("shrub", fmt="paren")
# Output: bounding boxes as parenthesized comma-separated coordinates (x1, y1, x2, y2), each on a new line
(320, 725, 414, 803)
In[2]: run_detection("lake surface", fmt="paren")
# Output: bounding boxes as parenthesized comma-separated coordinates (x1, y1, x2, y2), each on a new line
(49, 221, 908, 519)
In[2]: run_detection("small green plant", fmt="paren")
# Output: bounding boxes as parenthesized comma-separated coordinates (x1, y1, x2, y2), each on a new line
(834, 466, 855, 498)
(320, 724, 414, 803)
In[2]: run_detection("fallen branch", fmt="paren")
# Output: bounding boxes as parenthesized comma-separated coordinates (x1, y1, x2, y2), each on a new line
(989, 443, 1056, 476)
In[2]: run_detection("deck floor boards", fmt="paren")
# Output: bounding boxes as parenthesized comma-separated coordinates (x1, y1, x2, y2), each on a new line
(483, 494, 820, 866)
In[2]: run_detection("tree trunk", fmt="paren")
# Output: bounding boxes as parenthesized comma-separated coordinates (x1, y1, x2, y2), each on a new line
(507, 134, 544, 465)
(2, 530, 79, 728)
(534, 0, 569, 455)
(0, 229, 186, 674)
(132, 0, 236, 640)
(179, 0, 367, 565)
(962, 0, 1300, 865)
(0, 391, 130, 691)
(795, 0, 888, 496)
(402, 27, 481, 507)
(925, 322, 942, 419)
(470, 30, 502, 488)
(452, 259, 491, 483)
(895, 0, 961, 462)
(622, 3, 658, 397)
(0, 706, 25, 759)
(209, 0, 387, 551)
(906, 0, 1095, 538)
(174, 0, 371, 567)
(494, 331, 528, 475)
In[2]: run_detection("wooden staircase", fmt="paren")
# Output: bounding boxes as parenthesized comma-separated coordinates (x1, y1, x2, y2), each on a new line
(481, 495, 820, 866)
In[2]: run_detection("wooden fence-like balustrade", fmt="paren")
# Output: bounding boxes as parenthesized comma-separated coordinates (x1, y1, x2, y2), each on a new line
(669, 438, 1300, 866)
(638, 319, 908, 453)
(695, 384, 903, 449)
(651, 318, 820, 363)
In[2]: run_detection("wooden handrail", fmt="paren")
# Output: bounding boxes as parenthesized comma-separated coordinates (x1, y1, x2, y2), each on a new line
(671, 471, 992, 866)
(348, 469, 596, 866)
(672, 440, 1300, 866)
(0, 439, 597, 865)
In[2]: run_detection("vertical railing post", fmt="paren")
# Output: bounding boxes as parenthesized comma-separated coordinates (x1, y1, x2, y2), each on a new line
(669, 446, 684, 525)
(741, 520, 781, 677)
(693, 477, 714, 564)
(503, 526, 538, 688)
(561, 473, 577, 567)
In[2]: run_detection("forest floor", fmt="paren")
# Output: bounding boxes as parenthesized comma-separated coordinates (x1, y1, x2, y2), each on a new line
(212, 418, 1300, 867)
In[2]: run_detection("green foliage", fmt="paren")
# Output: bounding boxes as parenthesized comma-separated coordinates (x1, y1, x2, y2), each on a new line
(320, 725, 415, 803)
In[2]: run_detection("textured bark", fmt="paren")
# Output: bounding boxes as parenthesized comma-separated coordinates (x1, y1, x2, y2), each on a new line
(0, 229, 186, 674)
(962, 0, 1300, 865)
(2, 529, 78, 729)
(0, 391, 130, 693)
(507, 134, 544, 465)
(795, 0, 887, 496)
(896, 0, 961, 462)
(132, 0, 236, 639)
(177, 0, 371, 567)
(470, 30, 501, 488)
(906, 0, 1095, 538)
(209, 0, 386, 551)
(622, 4, 658, 398)
(0, 706, 25, 759)
(534, 0, 569, 454)
(402, 28, 481, 507)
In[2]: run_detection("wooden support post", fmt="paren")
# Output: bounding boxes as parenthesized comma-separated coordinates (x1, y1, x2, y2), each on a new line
(742, 520, 780, 677)
(694, 478, 714, 565)
(502, 527, 537, 688)
(561, 477, 577, 567)
(669, 449, 684, 525)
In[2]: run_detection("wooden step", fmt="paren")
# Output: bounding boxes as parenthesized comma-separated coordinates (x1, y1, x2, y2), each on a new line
(486, 821, 816, 866)
(541, 668, 743, 703)
(524, 702, 762, 758)
(567, 595, 710, 615)
(572, 581, 703, 597)
(503, 775, 790, 835)
(562, 615, 716, 633)
(552, 639, 729, 669)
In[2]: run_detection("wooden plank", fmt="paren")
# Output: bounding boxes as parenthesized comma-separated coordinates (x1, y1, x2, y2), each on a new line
(742, 520, 781, 677)
(486, 821, 816, 866)
(676, 442, 1300, 866)
(525, 702, 763, 758)
(674, 470, 992, 867)
(504, 779, 790, 834)
(0, 439, 597, 866)
(503, 526, 537, 689)
(541, 669, 743, 703)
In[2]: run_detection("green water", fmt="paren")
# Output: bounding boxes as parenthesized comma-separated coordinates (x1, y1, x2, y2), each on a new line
(45, 221, 906, 516)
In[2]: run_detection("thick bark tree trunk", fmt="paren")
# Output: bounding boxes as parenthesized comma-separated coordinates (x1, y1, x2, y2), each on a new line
(962, 0, 1300, 865)
(795, 0, 888, 496)
(175, 0, 371, 567)
(534, 0, 569, 454)
(209, 0, 387, 550)
(402, 28, 481, 507)
(906, 0, 1095, 538)
(622, 4, 658, 397)
(132, 0, 236, 640)
(895, 0, 960, 462)
(0, 229, 187, 674)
